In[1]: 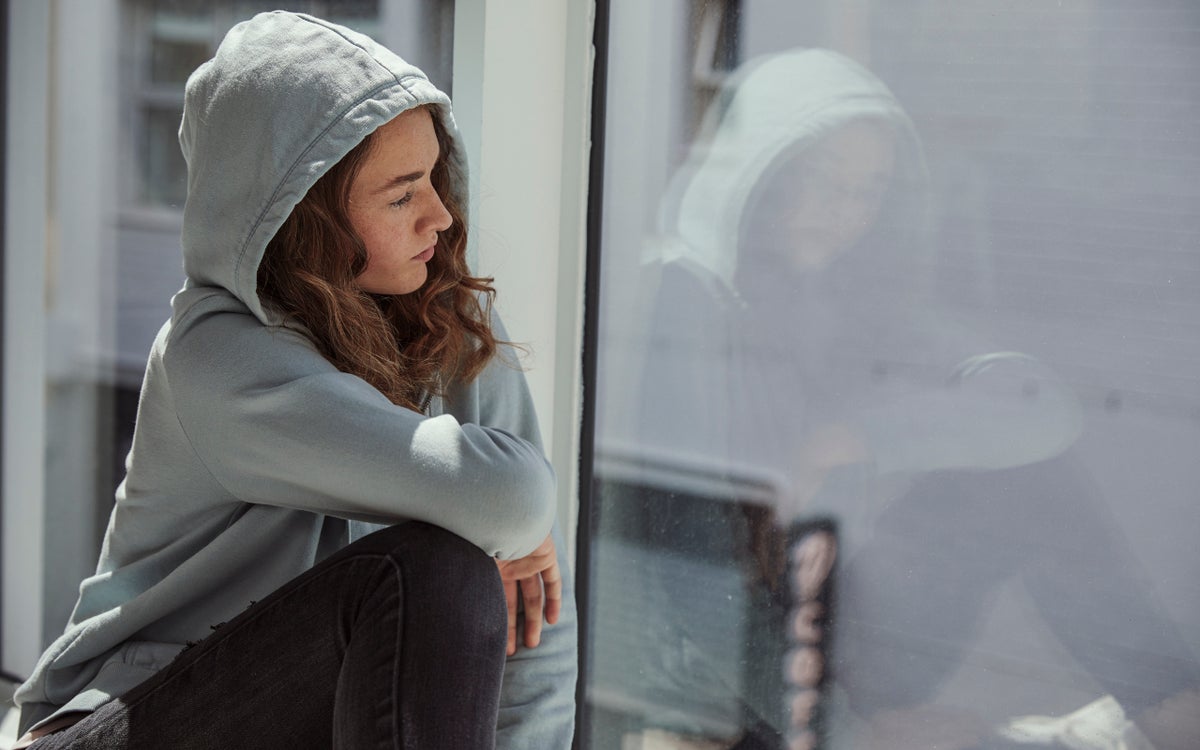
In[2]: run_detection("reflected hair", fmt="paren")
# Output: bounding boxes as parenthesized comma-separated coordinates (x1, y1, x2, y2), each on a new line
(257, 106, 498, 411)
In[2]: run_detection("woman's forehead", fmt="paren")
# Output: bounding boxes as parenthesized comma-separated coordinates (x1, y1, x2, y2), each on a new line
(354, 108, 440, 188)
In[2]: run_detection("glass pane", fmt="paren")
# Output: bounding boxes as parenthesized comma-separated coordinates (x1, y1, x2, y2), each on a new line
(134, 1, 390, 208)
(585, 2, 1200, 749)
(228, 1, 380, 28)
(323, 0, 381, 24)
(142, 106, 188, 207)
(149, 37, 212, 86)
(231, 0, 298, 18)
(148, 2, 214, 84)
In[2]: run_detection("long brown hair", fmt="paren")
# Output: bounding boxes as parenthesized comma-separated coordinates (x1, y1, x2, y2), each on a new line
(257, 106, 498, 411)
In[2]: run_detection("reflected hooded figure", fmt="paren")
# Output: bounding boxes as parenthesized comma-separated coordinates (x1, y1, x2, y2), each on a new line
(629, 48, 1199, 748)
(643, 48, 1081, 509)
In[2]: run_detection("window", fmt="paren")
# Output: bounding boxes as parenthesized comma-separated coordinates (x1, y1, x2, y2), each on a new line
(123, 1, 384, 210)
(580, 1, 1200, 748)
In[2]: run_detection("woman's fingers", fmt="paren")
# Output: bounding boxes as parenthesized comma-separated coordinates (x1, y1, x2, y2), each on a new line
(503, 578, 519, 656)
(520, 575, 544, 648)
(519, 555, 565, 648)
(541, 558, 563, 626)
(496, 536, 564, 652)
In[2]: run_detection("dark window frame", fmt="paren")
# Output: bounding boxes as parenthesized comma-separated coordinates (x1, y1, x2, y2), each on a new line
(0, 0, 13, 687)
(571, 0, 609, 744)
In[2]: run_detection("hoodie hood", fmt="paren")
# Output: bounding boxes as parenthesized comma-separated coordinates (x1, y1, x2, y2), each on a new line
(178, 11, 467, 324)
(655, 48, 928, 294)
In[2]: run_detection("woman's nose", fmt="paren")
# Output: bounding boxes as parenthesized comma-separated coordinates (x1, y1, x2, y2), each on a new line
(428, 192, 453, 232)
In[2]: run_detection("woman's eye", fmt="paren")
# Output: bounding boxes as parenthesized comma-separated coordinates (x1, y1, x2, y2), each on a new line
(390, 191, 415, 208)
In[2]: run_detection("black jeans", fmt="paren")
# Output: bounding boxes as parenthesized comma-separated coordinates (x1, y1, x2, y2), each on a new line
(32, 522, 508, 749)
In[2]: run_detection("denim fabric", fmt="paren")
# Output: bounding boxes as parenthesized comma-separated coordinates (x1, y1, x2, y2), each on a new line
(31, 522, 508, 749)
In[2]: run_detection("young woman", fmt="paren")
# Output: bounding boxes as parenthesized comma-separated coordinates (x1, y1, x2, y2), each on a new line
(13, 11, 576, 749)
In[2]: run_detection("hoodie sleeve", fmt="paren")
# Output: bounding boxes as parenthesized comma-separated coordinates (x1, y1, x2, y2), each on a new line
(164, 297, 556, 561)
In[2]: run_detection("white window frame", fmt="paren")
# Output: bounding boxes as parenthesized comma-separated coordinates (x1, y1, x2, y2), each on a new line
(2, 0, 51, 680)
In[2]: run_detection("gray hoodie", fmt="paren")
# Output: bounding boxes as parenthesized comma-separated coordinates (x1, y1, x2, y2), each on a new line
(16, 12, 577, 747)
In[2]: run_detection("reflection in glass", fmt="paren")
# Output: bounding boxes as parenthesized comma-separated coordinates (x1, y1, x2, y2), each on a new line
(585, 3, 1200, 749)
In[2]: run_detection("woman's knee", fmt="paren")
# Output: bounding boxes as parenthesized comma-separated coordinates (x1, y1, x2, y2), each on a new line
(359, 522, 506, 625)
(362, 521, 494, 570)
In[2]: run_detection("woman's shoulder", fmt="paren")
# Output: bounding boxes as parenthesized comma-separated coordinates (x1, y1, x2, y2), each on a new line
(158, 286, 328, 386)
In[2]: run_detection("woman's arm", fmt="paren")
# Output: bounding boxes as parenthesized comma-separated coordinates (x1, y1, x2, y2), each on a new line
(165, 298, 556, 560)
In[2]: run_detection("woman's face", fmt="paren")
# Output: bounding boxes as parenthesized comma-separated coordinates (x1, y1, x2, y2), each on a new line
(751, 119, 897, 272)
(348, 107, 453, 295)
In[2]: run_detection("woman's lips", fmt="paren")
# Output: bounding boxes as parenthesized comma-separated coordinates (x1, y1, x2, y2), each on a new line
(415, 246, 435, 262)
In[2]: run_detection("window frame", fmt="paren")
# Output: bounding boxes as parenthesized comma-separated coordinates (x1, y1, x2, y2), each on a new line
(2, 0, 51, 680)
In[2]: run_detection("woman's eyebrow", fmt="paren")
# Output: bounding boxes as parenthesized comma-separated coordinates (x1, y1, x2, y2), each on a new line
(372, 170, 425, 195)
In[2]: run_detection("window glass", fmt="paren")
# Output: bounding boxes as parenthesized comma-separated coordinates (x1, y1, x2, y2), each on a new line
(127, 1, 392, 211)
(583, 2, 1200, 749)
(147, 4, 213, 85)
(142, 105, 189, 206)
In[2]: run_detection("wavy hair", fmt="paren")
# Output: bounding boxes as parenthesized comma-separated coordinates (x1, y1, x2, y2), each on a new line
(257, 106, 498, 411)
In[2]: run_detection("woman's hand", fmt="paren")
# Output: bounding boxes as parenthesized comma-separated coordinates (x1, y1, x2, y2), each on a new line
(494, 535, 562, 655)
